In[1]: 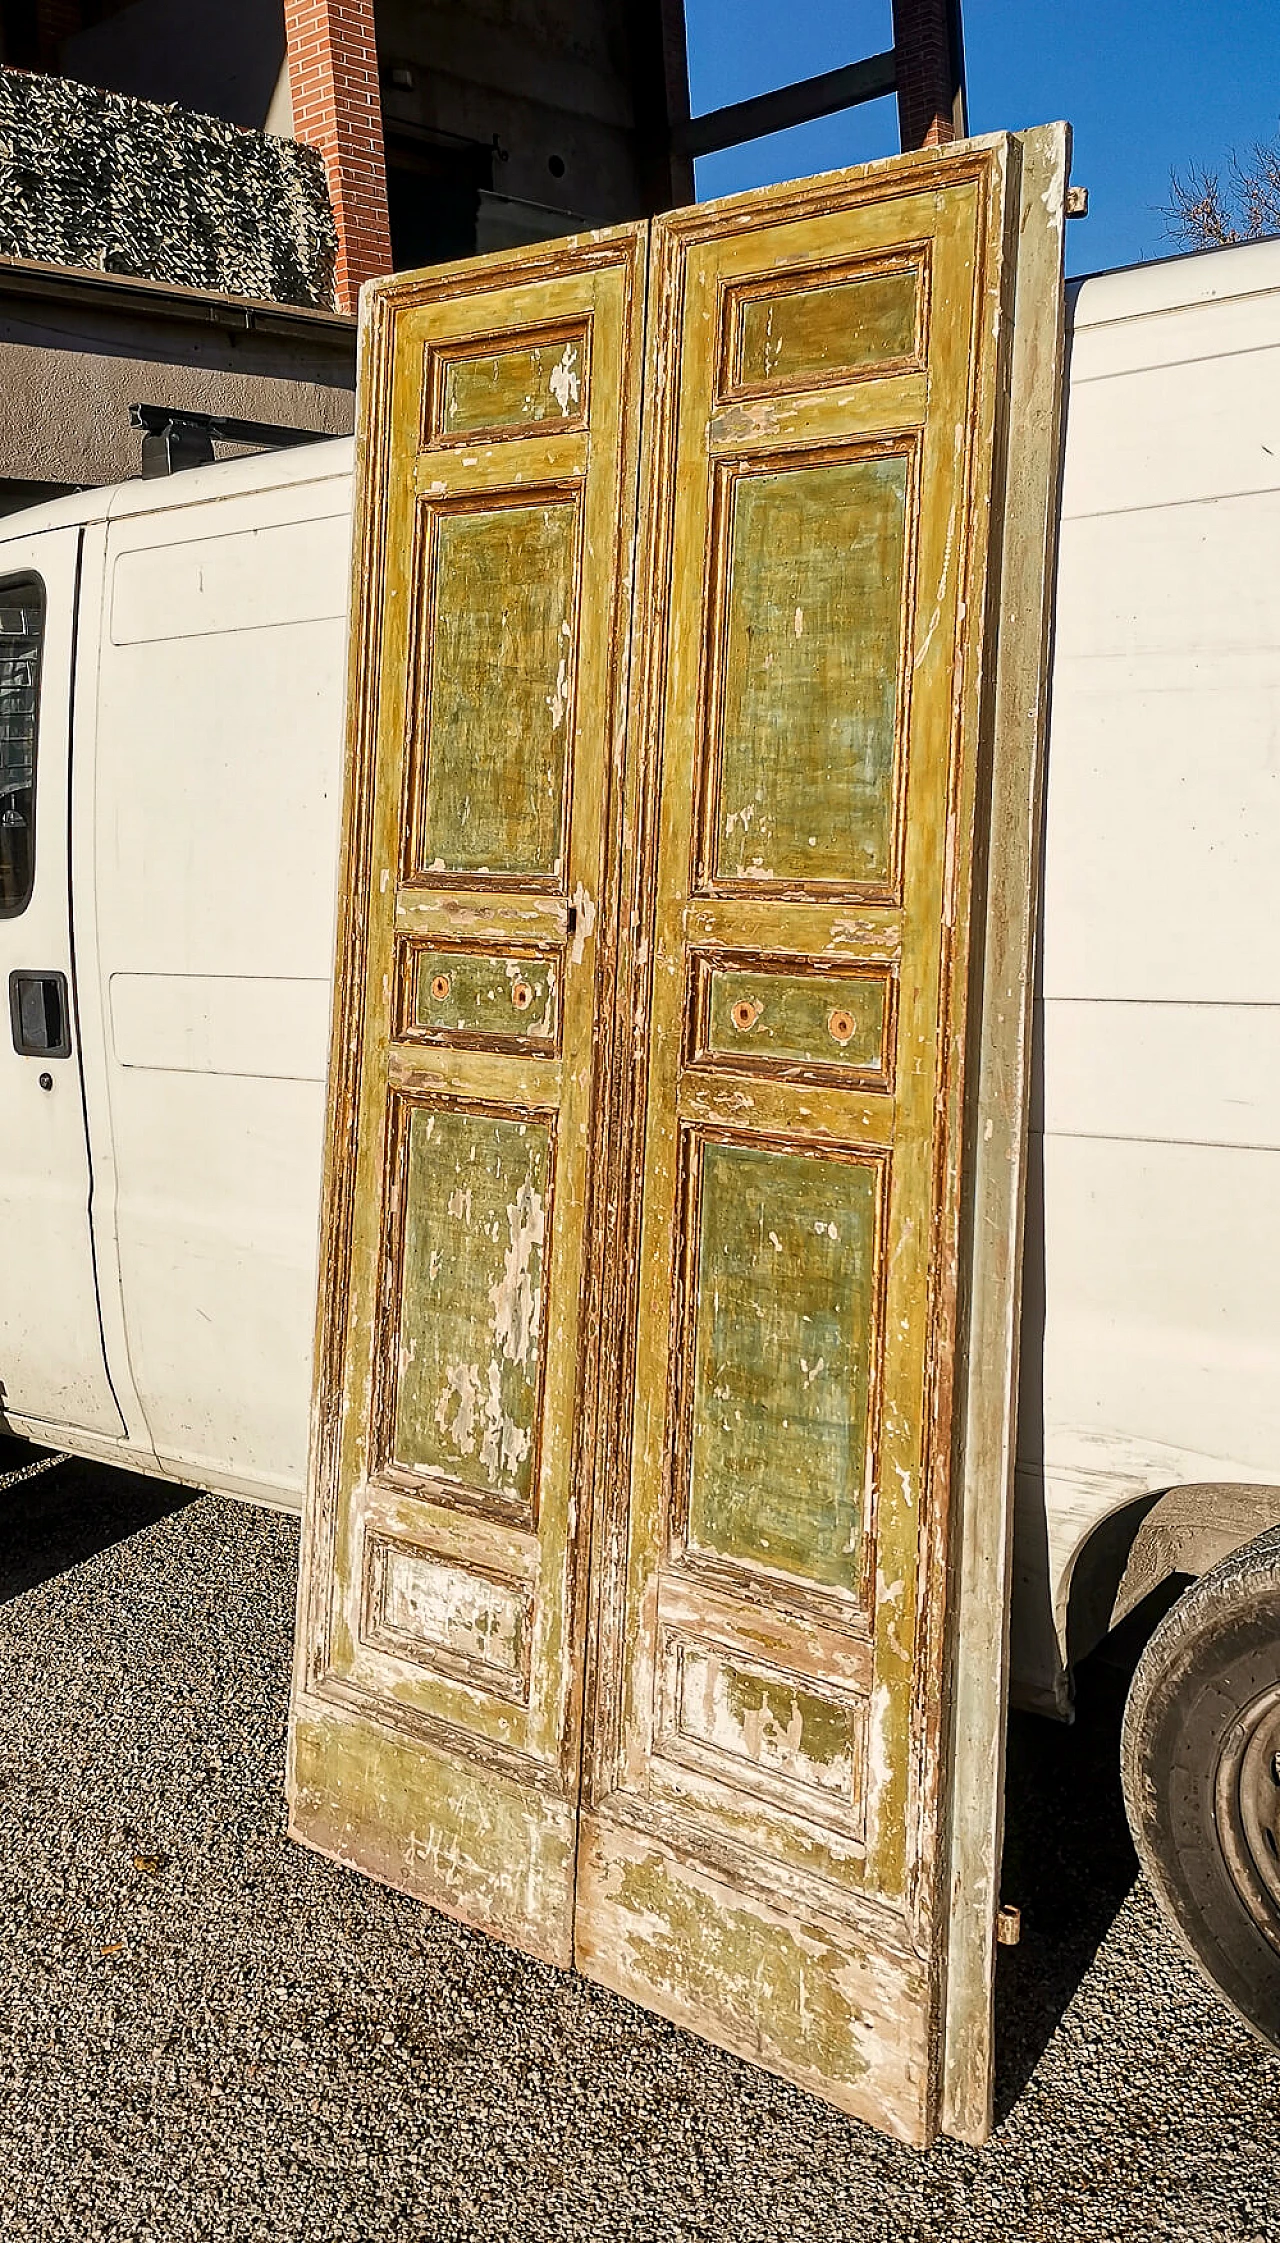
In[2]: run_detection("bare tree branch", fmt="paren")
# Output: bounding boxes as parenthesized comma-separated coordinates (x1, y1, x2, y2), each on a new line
(1165, 132, 1280, 249)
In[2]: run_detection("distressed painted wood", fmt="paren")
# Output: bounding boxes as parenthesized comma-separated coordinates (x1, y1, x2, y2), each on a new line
(288, 226, 647, 1965)
(683, 1135, 882, 1589)
(578, 131, 1068, 2147)
(289, 132, 1067, 2148)
(713, 454, 908, 888)
(389, 1104, 552, 1511)
(406, 948, 558, 1048)
(939, 123, 1071, 2146)
(732, 260, 921, 391)
(694, 955, 893, 1083)
(429, 324, 590, 441)
(413, 497, 579, 881)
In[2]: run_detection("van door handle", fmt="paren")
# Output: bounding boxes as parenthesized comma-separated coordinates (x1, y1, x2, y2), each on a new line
(9, 970, 71, 1058)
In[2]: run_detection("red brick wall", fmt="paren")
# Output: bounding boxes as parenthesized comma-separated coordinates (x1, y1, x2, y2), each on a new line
(891, 0, 964, 151)
(284, 0, 391, 311)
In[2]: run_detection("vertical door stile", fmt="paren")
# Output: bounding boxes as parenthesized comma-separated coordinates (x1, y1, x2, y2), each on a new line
(578, 130, 1068, 2146)
(289, 225, 648, 1966)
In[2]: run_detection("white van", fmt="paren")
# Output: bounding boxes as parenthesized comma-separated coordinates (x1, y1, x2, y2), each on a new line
(2, 238, 1278, 2041)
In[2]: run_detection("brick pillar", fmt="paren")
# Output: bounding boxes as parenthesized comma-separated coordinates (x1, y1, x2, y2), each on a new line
(891, 0, 966, 151)
(284, 0, 392, 312)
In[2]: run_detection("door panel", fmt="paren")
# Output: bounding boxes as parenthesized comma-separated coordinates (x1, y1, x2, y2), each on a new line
(0, 527, 123, 1439)
(576, 143, 1053, 2145)
(290, 229, 647, 1964)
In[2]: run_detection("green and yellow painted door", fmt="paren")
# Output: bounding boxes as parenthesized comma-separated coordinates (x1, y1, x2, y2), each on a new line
(289, 226, 646, 1965)
(290, 130, 1068, 2145)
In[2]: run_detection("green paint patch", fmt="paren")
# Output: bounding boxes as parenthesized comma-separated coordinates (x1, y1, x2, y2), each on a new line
(440, 332, 586, 435)
(713, 455, 908, 888)
(686, 1137, 876, 1590)
(392, 1106, 551, 1508)
(612, 1851, 872, 2083)
(676, 1640, 858, 1798)
(419, 500, 577, 878)
(704, 963, 888, 1075)
(413, 950, 557, 1042)
(736, 267, 918, 390)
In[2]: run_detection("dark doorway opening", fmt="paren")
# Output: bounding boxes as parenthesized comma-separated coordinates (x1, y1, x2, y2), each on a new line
(384, 126, 494, 271)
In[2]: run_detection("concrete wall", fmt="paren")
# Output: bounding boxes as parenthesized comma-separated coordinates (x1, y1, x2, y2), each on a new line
(0, 260, 355, 490)
(0, 64, 336, 307)
(61, 0, 293, 134)
(375, 0, 689, 259)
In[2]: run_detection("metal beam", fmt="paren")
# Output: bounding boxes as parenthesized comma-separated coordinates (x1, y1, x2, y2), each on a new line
(673, 51, 897, 162)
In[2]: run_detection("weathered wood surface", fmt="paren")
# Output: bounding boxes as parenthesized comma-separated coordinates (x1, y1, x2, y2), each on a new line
(938, 123, 1070, 2145)
(287, 226, 647, 1965)
(578, 132, 1065, 2149)
(288, 130, 1068, 2147)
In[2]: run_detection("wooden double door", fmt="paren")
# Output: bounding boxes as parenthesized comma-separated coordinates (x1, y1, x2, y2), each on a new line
(288, 128, 1068, 2147)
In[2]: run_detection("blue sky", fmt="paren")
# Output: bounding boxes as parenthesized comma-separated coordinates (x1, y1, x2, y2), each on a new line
(685, 1, 1280, 276)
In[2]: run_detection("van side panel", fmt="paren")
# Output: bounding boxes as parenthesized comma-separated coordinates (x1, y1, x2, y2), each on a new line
(0, 524, 125, 1440)
(1014, 247, 1280, 1708)
(90, 473, 349, 1501)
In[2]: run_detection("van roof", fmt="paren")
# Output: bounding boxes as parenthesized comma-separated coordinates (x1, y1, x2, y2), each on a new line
(0, 430, 354, 541)
(1070, 233, 1280, 329)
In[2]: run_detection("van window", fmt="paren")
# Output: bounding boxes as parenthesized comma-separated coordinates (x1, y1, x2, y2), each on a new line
(0, 575, 44, 919)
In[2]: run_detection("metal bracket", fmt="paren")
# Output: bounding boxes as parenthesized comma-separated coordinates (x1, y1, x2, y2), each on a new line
(130, 404, 330, 479)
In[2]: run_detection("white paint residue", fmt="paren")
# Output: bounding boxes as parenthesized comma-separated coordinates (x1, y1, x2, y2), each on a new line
(478, 1357, 532, 1485)
(794, 605, 804, 638)
(380, 867, 391, 893)
(549, 342, 581, 415)
(913, 427, 962, 671)
(447, 1185, 472, 1223)
(867, 1679, 895, 1808)
(489, 1178, 546, 1370)
(435, 1359, 481, 1455)
(547, 651, 571, 731)
(800, 1357, 826, 1388)
(569, 881, 596, 965)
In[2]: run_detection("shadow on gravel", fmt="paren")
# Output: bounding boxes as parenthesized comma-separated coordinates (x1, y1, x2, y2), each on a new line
(993, 1600, 1183, 2121)
(0, 1440, 196, 1604)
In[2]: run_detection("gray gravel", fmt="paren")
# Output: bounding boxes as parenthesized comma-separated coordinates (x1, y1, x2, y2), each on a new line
(0, 1453, 1276, 2241)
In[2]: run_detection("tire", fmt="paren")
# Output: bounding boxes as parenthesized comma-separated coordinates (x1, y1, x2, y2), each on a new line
(1121, 1525, 1280, 2047)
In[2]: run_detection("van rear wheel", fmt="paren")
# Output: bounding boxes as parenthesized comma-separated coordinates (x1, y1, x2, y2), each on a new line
(1121, 1527, 1280, 2047)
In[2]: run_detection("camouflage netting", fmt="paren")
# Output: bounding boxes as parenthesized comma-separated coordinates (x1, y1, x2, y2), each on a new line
(0, 68, 338, 309)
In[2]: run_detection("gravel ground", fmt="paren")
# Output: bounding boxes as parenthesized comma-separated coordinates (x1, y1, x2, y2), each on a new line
(0, 1453, 1276, 2241)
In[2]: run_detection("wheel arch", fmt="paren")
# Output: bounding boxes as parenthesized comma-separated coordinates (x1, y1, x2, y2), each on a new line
(1065, 1481, 1280, 1672)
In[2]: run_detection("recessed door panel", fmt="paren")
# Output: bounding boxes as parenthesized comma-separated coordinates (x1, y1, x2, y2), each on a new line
(412, 495, 580, 882)
(385, 1101, 553, 1514)
(681, 1132, 882, 1591)
(710, 453, 910, 890)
